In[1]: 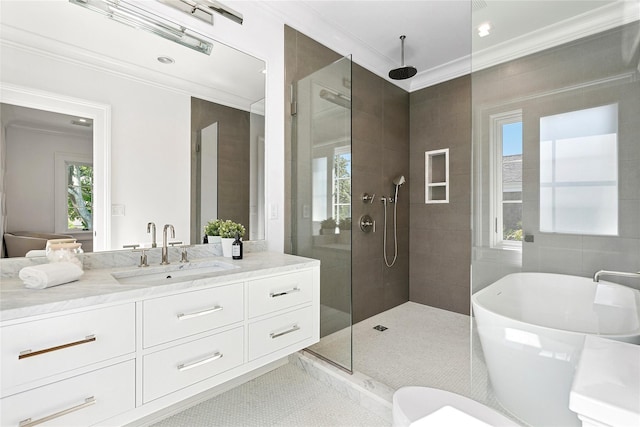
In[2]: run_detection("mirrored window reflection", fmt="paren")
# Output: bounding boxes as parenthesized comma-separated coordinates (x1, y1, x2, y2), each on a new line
(540, 104, 618, 235)
(65, 162, 93, 231)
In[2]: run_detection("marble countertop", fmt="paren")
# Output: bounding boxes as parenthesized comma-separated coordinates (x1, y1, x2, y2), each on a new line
(1, 252, 319, 323)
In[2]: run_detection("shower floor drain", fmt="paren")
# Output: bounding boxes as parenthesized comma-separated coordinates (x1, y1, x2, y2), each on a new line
(373, 325, 388, 331)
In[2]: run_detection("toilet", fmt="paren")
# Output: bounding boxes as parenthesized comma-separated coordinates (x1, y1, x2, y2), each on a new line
(393, 387, 520, 427)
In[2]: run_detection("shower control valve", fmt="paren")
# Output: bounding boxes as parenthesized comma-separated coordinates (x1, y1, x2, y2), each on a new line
(359, 215, 375, 233)
(362, 193, 375, 204)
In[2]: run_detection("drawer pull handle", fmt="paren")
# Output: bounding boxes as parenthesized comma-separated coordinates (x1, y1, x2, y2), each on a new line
(19, 396, 96, 427)
(178, 352, 223, 372)
(270, 324, 300, 339)
(270, 287, 300, 298)
(18, 335, 96, 360)
(177, 305, 223, 320)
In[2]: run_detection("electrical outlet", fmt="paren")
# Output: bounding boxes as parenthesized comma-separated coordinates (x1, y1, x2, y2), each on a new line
(111, 204, 125, 216)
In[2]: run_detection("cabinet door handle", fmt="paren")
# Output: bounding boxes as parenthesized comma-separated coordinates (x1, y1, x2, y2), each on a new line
(18, 335, 96, 360)
(270, 324, 300, 339)
(177, 305, 223, 320)
(19, 396, 96, 427)
(269, 287, 300, 298)
(177, 352, 223, 372)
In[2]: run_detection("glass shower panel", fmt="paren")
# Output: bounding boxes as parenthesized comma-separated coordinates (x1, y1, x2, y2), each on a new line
(471, 2, 640, 425)
(292, 56, 352, 372)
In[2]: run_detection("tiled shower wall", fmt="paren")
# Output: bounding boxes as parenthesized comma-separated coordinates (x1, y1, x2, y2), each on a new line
(190, 98, 250, 242)
(408, 77, 472, 315)
(284, 26, 410, 323)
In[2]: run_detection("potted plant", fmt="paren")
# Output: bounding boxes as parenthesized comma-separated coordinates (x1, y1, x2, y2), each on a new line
(320, 217, 336, 235)
(218, 220, 246, 257)
(204, 219, 222, 244)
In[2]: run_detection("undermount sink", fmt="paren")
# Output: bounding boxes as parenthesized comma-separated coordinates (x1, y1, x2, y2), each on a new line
(112, 260, 239, 284)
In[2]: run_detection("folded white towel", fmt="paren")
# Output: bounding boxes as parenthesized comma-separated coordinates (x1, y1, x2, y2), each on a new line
(19, 262, 84, 289)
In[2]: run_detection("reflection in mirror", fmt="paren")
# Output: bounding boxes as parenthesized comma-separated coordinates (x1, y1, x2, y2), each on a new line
(190, 97, 265, 244)
(0, 0, 266, 257)
(1, 104, 95, 256)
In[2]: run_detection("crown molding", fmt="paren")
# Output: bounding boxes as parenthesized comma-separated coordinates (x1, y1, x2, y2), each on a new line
(263, 1, 639, 92)
(471, 1, 640, 73)
(409, 55, 472, 92)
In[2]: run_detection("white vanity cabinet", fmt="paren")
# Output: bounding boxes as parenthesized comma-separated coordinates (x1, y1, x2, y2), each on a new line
(0, 303, 136, 426)
(0, 257, 320, 426)
(142, 282, 244, 348)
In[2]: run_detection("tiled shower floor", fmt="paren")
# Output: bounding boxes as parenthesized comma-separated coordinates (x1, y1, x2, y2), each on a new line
(151, 301, 522, 426)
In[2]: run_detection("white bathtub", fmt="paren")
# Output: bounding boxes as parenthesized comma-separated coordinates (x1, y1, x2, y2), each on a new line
(472, 272, 640, 427)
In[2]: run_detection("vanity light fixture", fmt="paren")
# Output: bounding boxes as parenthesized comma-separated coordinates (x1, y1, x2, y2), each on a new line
(69, 0, 213, 55)
(477, 22, 492, 37)
(159, 0, 243, 25)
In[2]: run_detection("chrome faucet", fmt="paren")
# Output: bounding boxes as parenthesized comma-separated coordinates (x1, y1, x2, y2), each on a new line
(147, 222, 157, 248)
(593, 270, 640, 282)
(161, 224, 175, 265)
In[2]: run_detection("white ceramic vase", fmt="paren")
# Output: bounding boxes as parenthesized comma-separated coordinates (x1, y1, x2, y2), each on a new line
(208, 235, 221, 244)
(221, 237, 234, 257)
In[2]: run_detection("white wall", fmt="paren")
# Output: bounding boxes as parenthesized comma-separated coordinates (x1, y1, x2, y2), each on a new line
(2, 44, 190, 249)
(5, 125, 92, 233)
(0, 1, 286, 252)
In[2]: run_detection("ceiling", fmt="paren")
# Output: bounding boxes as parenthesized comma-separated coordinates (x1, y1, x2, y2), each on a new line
(266, 0, 637, 91)
(1, 0, 637, 104)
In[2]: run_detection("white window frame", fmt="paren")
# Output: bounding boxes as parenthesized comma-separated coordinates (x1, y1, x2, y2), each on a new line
(489, 110, 523, 250)
(55, 152, 93, 235)
(332, 145, 351, 224)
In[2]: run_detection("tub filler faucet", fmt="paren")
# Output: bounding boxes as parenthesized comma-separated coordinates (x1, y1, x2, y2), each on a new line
(593, 270, 640, 282)
(161, 224, 175, 265)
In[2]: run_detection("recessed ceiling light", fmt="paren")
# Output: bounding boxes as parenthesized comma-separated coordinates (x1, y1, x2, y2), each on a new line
(478, 22, 492, 38)
(157, 56, 175, 64)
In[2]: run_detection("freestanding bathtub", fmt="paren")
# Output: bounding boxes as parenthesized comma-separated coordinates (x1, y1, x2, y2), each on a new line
(472, 272, 640, 427)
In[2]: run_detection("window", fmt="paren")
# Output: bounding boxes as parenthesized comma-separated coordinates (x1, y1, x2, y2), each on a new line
(55, 153, 93, 233)
(490, 110, 523, 248)
(539, 104, 618, 235)
(332, 148, 351, 226)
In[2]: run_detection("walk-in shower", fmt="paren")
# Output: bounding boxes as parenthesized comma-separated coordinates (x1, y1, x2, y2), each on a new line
(382, 175, 406, 268)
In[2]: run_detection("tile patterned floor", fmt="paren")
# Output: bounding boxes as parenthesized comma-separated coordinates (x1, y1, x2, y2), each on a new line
(151, 363, 387, 427)
(151, 302, 523, 427)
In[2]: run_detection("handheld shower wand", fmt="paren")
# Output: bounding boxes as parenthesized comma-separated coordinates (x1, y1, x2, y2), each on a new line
(383, 175, 406, 268)
(393, 175, 406, 202)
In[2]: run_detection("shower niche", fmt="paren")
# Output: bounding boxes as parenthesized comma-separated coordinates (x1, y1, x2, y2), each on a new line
(425, 148, 449, 203)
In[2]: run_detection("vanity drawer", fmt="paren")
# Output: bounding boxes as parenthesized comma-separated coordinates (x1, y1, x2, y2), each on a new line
(1, 304, 135, 395)
(1, 360, 135, 427)
(143, 282, 244, 348)
(247, 270, 313, 318)
(248, 306, 313, 361)
(143, 326, 244, 403)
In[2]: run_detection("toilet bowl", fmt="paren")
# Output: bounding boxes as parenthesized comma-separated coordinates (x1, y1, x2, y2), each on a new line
(393, 386, 520, 427)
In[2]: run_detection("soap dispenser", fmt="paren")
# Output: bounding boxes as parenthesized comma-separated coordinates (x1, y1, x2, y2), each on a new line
(232, 233, 243, 260)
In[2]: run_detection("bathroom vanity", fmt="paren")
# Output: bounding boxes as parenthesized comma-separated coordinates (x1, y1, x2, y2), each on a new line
(0, 251, 320, 426)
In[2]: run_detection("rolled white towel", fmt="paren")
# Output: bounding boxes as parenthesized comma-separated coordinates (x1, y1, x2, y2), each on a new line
(19, 262, 84, 289)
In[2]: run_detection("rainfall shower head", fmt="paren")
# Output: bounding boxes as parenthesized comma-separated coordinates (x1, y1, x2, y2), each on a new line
(389, 36, 417, 80)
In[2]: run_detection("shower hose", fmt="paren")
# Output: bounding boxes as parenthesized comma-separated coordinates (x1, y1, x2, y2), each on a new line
(383, 198, 399, 268)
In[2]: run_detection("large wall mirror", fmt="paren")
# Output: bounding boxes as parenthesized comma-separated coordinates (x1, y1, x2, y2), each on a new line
(0, 0, 266, 256)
